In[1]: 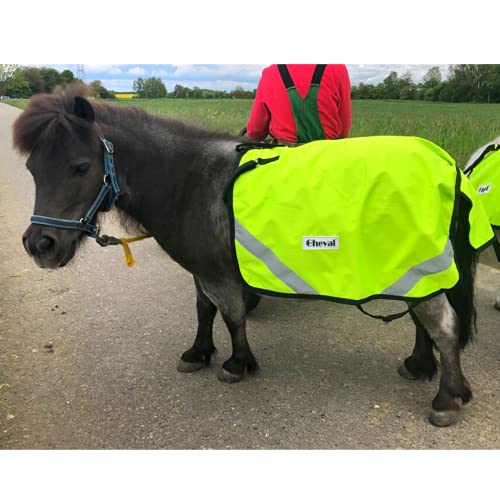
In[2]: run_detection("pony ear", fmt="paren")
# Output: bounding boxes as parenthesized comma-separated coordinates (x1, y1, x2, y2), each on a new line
(73, 96, 95, 123)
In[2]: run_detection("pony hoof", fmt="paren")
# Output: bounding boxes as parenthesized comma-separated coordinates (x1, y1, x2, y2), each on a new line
(217, 368, 243, 383)
(429, 409, 459, 427)
(177, 359, 204, 373)
(398, 364, 417, 380)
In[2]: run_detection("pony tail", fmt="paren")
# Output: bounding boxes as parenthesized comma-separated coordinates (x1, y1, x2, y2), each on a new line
(446, 193, 478, 349)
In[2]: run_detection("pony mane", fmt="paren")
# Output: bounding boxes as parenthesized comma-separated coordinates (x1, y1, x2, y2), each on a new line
(13, 83, 238, 156)
(12, 84, 97, 154)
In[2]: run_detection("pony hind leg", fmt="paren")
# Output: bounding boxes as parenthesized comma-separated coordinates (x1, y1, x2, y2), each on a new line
(178, 277, 218, 373)
(413, 294, 472, 427)
(197, 277, 258, 383)
(398, 310, 438, 381)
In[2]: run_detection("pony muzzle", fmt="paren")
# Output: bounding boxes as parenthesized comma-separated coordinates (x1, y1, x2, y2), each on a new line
(22, 225, 78, 269)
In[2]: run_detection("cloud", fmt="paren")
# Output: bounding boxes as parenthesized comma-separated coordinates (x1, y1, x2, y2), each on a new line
(347, 64, 450, 85)
(32, 63, 456, 92)
(85, 64, 123, 75)
(128, 66, 147, 76)
(151, 69, 169, 77)
(172, 64, 266, 82)
(169, 64, 450, 88)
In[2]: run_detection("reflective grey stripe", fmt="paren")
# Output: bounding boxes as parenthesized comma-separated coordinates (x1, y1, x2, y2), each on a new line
(382, 239, 454, 296)
(234, 219, 318, 294)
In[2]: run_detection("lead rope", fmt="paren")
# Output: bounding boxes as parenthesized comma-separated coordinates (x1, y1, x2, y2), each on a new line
(96, 234, 153, 267)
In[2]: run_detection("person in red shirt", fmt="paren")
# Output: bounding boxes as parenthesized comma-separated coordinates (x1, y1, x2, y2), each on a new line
(246, 64, 352, 144)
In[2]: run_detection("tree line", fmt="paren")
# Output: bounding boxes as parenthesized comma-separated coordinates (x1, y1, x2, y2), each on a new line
(0, 65, 79, 97)
(351, 65, 500, 103)
(132, 77, 256, 99)
(0, 65, 256, 100)
(0, 64, 117, 99)
(3, 64, 500, 103)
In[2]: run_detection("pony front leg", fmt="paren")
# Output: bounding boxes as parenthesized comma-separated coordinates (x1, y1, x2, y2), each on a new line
(178, 277, 217, 373)
(197, 278, 258, 383)
(413, 294, 472, 427)
(218, 313, 258, 383)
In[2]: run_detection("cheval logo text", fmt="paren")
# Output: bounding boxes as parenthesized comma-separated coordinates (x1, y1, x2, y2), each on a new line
(478, 183, 492, 195)
(302, 236, 339, 250)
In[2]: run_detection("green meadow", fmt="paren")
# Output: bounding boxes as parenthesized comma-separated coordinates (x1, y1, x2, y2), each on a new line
(351, 100, 500, 167)
(6, 98, 500, 167)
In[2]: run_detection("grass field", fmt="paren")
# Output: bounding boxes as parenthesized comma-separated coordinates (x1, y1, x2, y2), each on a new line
(5, 98, 500, 167)
(351, 100, 500, 167)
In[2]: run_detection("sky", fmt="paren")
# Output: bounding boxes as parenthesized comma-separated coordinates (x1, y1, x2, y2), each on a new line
(32, 64, 451, 93)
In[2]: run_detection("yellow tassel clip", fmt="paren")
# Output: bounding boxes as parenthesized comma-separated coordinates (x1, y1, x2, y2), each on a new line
(118, 235, 152, 267)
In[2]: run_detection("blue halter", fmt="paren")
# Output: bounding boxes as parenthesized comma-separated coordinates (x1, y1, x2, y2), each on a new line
(30, 124, 120, 238)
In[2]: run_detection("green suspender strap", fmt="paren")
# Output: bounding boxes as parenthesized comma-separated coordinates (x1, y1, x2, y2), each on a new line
(278, 64, 326, 143)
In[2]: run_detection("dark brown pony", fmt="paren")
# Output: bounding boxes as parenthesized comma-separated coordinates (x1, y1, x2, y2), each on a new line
(15, 85, 478, 426)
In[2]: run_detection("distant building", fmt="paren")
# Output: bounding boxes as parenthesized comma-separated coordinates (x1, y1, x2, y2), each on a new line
(114, 92, 138, 99)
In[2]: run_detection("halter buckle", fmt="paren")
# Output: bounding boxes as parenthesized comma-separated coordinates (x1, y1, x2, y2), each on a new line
(79, 218, 100, 238)
(103, 139, 114, 154)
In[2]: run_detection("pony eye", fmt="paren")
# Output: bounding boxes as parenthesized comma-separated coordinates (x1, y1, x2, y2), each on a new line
(74, 162, 91, 176)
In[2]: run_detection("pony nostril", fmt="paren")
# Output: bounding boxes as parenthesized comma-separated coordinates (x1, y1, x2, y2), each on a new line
(36, 235, 56, 254)
(22, 233, 37, 256)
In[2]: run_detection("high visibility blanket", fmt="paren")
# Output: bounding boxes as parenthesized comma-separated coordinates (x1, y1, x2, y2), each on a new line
(227, 136, 494, 303)
(464, 140, 500, 229)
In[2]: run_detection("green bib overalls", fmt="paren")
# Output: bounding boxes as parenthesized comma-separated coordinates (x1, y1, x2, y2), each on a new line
(278, 64, 327, 143)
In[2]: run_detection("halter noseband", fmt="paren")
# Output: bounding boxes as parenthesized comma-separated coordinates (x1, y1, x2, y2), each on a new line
(30, 124, 120, 238)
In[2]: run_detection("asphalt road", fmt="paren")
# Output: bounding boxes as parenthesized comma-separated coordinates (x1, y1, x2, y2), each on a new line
(0, 103, 499, 449)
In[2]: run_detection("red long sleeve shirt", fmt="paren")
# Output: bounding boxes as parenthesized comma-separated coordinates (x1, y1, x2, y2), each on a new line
(247, 64, 352, 142)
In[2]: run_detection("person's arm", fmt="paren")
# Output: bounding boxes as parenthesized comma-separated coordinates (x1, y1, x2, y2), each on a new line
(246, 76, 271, 141)
(337, 65, 352, 138)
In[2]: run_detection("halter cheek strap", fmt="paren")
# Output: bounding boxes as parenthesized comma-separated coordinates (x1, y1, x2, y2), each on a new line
(30, 124, 120, 238)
